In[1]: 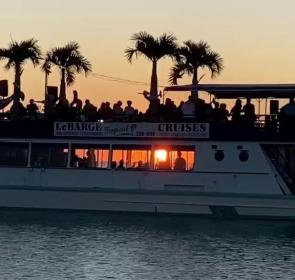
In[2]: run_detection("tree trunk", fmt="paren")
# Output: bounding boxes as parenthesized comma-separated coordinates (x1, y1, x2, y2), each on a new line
(191, 68, 198, 100)
(13, 64, 22, 103)
(149, 60, 158, 100)
(59, 68, 66, 101)
(44, 71, 49, 114)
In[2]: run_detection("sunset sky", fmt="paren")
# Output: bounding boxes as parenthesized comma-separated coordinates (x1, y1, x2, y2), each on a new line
(1, 0, 295, 111)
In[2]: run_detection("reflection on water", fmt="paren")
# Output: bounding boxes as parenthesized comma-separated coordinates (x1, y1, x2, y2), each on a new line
(0, 211, 295, 280)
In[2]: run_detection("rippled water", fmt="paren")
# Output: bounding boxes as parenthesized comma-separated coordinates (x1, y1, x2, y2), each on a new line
(0, 211, 295, 280)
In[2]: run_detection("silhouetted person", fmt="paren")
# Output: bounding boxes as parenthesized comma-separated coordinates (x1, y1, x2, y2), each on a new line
(114, 101, 124, 121)
(177, 101, 184, 120)
(174, 151, 186, 171)
(82, 99, 97, 121)
(182, 95, 195, 121)
(97, 102, 106, 120)
(146, 98, 161, 122)
(55, 99, 70, 120)
(70, 90, 83, 120)
(10, 99, 26, 121)
(281, 98, 295, 117)
(211, 99, 222, 123)
(84, 149, 96, 168)
(242, 98, 256, 125)
(124, 100, 135, 118)
(104, 102, 114, 120)
(219, 103, 229, 123)
(162, 98, 177, 121)
(26, 99, 38, 119)
(230, 98, 242, 122)
(280, 98, 295, 135)
(117, 159, 125, 169)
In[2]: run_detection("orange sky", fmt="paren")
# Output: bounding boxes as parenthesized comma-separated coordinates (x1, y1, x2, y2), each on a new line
(1, 0, 295, 112)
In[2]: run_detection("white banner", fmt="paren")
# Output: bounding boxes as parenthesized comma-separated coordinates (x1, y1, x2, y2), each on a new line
(54, 122, 209, 138)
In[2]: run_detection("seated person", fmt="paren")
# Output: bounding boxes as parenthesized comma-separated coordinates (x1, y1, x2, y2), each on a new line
(117, 159, 125, 169)
(111, 161, 117, 169)
(174, 151, 186, 171)
(136, 160, 148, 170)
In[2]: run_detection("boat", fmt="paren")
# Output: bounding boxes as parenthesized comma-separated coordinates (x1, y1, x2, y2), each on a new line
(1, 84, 295, 219)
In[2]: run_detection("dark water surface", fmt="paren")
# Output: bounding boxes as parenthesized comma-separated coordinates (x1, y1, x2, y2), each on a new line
(0, 211, 295, 280)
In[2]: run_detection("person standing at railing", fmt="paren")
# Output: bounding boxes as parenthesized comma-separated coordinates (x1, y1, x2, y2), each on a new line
(242, 98, 256, 125)
(182, 95, 196, 122)
(230, 98, 242, 123)
(124, 100, 135, 121)
(279, 98, 295, 135)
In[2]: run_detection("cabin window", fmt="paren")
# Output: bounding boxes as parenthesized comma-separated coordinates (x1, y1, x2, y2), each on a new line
(31, 143, 68, 168)
(112, 145, 151, 169)
(0, 142, 28, 166)
(153, 145, 195, 171)
(71, 144, 110, 168)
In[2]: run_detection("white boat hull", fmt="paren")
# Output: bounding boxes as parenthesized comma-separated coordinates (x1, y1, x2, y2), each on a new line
(1, 187, 295, 220)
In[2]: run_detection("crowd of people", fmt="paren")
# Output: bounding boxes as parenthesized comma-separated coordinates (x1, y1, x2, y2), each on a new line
(73, 148, 187, 171)
(5, 89, 295, 127)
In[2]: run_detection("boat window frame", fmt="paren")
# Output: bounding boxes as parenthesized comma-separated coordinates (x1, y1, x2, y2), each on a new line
(0, 141, 29, 167)
(70, 143, 111, 169)
(151, 144, 196, 172)
(111, 144, 152, 170)
(30, 142, 70, 168)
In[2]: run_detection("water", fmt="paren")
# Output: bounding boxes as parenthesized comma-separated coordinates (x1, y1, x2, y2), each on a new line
(0, 211, 295, 280)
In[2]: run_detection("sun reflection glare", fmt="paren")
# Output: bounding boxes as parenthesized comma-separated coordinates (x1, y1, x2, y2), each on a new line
(155, 149, 167, 162)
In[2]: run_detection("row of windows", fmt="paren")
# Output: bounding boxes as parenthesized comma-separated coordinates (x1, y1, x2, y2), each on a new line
(0, 143, 195, 171)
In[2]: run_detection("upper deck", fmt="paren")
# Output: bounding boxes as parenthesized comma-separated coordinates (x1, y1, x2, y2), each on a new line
(1, 83, 295, 142)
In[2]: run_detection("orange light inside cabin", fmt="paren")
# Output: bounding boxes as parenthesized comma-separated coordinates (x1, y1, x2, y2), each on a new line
(154, 149, 167, 162)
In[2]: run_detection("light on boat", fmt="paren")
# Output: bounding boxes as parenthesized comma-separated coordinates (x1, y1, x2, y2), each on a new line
(155, 149, 167, 162)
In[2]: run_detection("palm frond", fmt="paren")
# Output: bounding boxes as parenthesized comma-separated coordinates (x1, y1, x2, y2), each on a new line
(66, 68, 75, 86)
(43, 41, 92, 88)
(124, 47, 137, 63)
(169, 62, 192, 85)
(125, 31, 178, 63)
(170, 40, 224, 82)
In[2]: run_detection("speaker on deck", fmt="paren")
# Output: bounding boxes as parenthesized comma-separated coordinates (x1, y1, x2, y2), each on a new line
(47, 86, 58, 101)
(270, 100, 279, 114)
(0, 80, 8, 97)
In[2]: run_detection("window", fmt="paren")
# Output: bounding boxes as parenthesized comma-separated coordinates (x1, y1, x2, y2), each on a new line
(0, 142, 28, 166)
(112, 145, 151, 169)
(154, 145, 195, 171)
(71, 144, 109, 168)
(31, 143, 68, 168)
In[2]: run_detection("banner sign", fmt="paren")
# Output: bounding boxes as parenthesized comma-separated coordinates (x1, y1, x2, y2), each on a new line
(54, 122, 209, 138)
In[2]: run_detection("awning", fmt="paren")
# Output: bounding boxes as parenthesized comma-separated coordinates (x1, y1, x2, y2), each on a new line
(163, 84, 295, 99)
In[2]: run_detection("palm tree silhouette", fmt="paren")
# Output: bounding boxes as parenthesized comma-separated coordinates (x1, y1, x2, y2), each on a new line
(42, 42, 91, 101)
(0, 38, 41, 102)
(169, 40, 223, 98)
(125, 31, 177, 100)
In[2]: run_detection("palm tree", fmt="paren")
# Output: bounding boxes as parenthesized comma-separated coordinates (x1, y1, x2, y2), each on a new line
(125, 31, 178, 100)
(0, 38, 41, 102)
(42, 42, 92, 101)
(169, 40, 223, 98)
